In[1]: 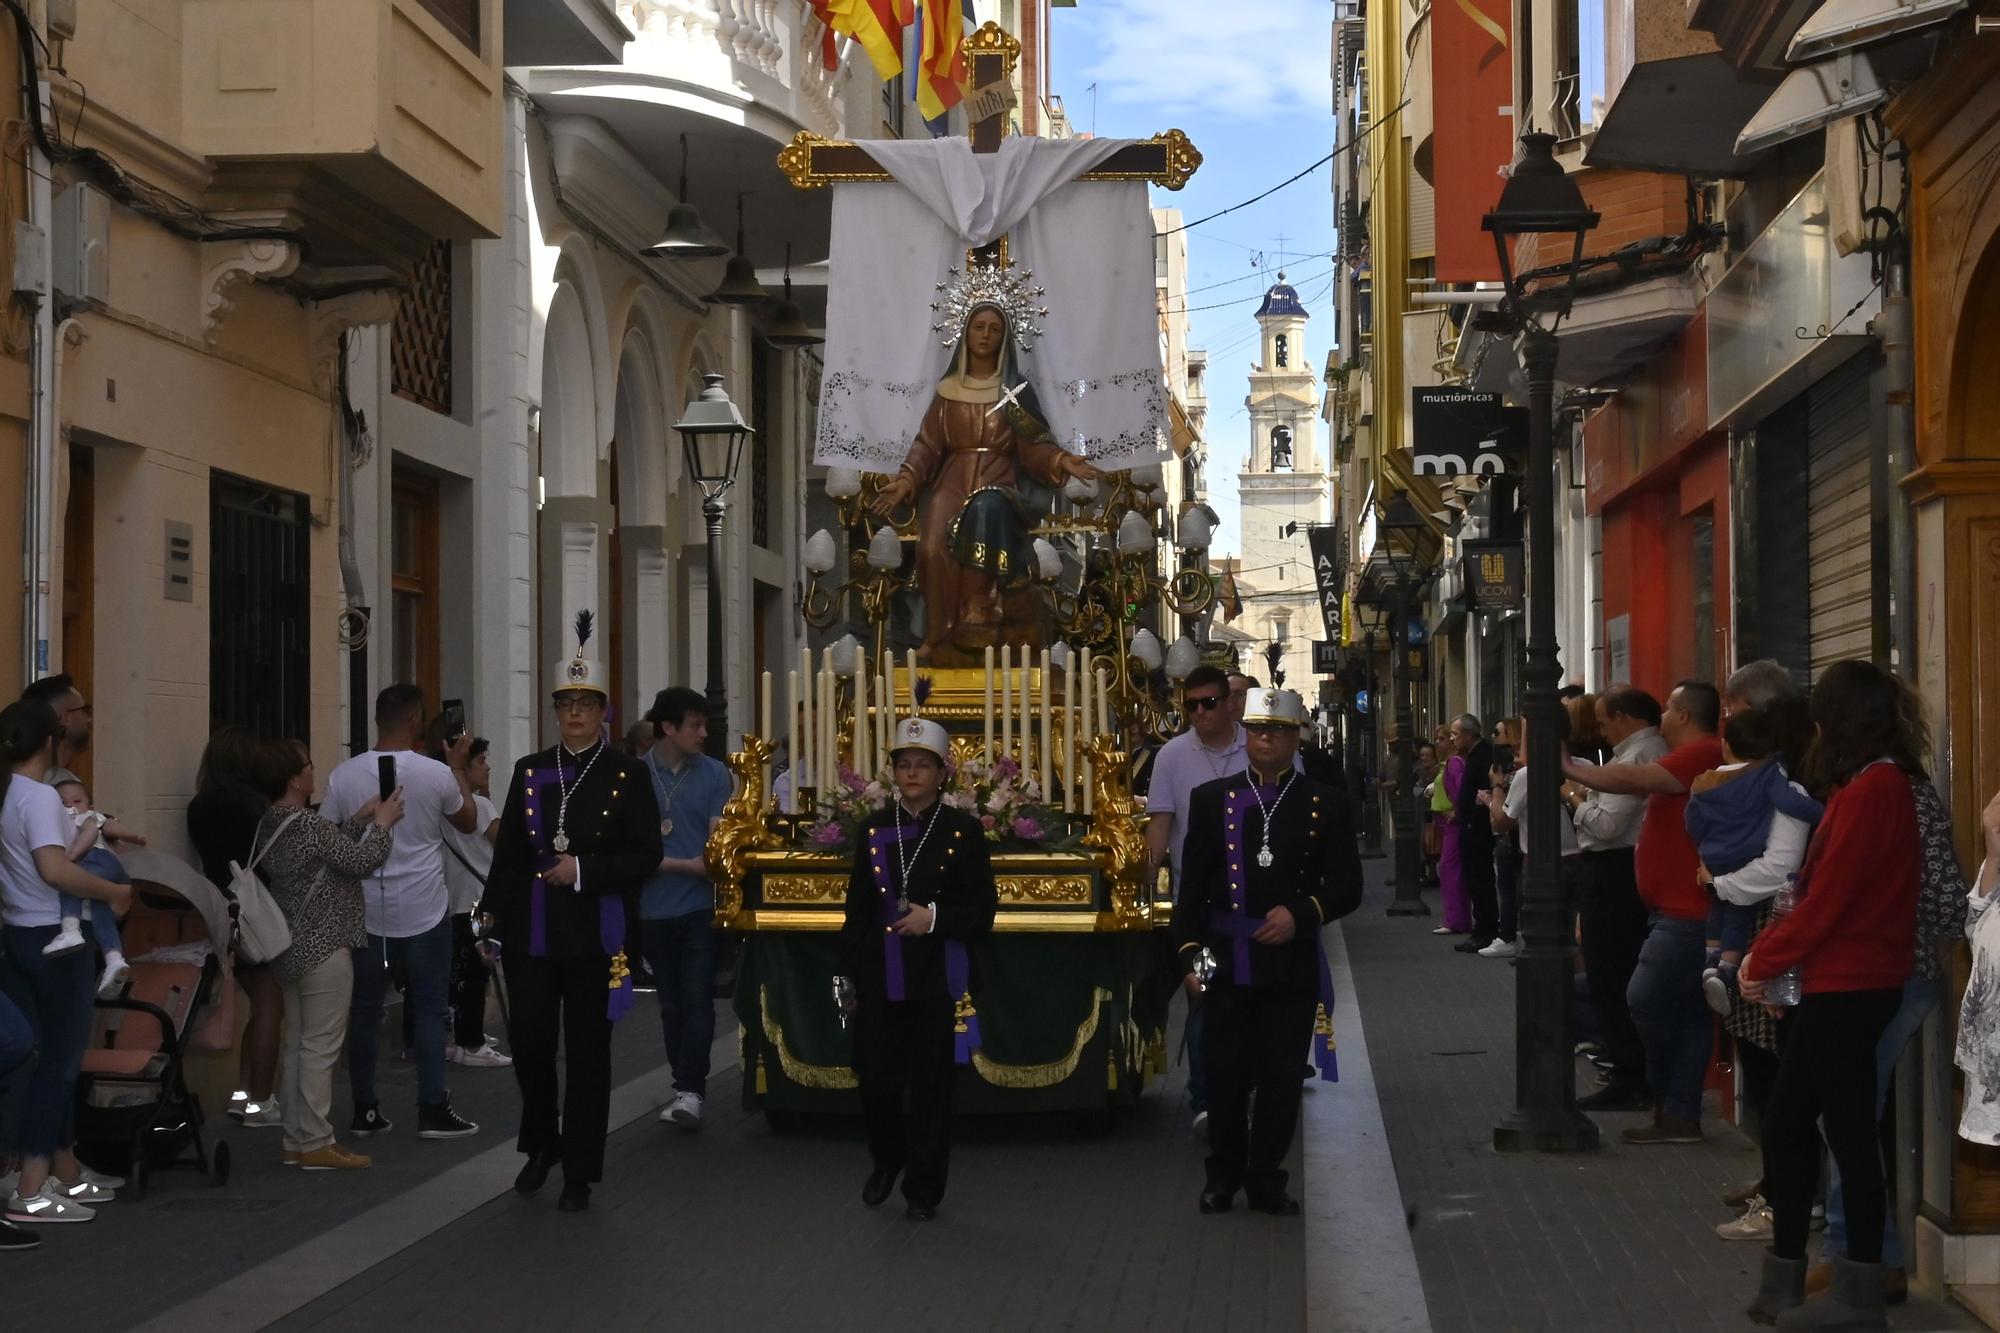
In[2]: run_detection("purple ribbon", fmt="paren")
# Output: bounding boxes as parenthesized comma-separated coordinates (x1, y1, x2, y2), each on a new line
(867, 819, 978, 1065)
(520, 773, 633, 1023)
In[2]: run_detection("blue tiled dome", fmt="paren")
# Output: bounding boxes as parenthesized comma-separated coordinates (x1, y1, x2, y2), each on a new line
(1255, 272, 1308, 319)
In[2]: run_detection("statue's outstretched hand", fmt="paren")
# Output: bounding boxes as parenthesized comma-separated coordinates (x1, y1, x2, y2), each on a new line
(1059, 455, 1102, 483)
(872, 475, 916, 517)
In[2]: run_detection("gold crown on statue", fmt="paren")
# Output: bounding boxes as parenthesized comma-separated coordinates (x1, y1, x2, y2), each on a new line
(931, 263, 1050, 352)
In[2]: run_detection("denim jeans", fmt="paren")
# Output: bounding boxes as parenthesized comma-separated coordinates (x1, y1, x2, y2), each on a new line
(1821, 975, 1941, 1268)
(348, 913, 453, 1108)
(1, 924, 96, 1157)
(1626, 914, 1712, 1121)
(640, 911, 716, 1096)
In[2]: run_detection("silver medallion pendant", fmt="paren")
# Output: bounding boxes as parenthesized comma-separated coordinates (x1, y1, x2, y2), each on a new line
(661, 818, 674, 838)
(552, 831, 570, 854)
(1257, 845, 1274, 869)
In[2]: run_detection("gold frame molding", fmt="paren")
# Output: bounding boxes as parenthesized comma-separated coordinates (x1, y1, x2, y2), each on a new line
(777, 128, 1204, 192)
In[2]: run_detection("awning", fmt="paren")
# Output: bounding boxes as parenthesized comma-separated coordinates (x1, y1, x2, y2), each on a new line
(1584, 53, 1783, 177)
(1169, 396, 1196, 458)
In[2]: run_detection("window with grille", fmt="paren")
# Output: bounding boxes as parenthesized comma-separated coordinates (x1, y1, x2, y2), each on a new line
(211, 473, 311, 742)
(417, 0, 478, 49)
(392, 240, 454, 416)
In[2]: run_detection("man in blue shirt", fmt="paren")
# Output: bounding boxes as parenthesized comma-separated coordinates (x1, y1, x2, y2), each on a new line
(636, 687, 736, 1130)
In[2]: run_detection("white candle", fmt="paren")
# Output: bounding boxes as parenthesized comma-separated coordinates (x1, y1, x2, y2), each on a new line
(877, 674, 889, 773)
(1098, 672, 1111, 758)
(1062, 659, 1075, 813)
(760, 670, 773, 799)
(883, 651, 895, 732)
(787, 669, 800, 814)
(1000, 644, 1012, 763)
(1080, 647, 1093, 815)
(984, 646, 995, 764)
(820, 648, 835, 794)
(1039, 648, 1052, 801)
(854, 666, 868, 781)
(799, 647, 813, 804)
(907, 649, 920, 717)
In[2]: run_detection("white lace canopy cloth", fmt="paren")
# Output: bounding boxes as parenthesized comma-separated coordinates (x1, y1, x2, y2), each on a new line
(813, 136, 1169, 474)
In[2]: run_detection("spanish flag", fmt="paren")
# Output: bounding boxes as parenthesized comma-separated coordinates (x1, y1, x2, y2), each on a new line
(915, 0, 971, 121)
(820, 0, 911, 81)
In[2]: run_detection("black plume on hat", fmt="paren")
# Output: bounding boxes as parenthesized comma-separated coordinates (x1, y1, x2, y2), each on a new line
(574, 608, 595, 649)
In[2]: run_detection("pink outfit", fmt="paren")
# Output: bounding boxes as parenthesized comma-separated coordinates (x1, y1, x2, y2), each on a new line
(1437, 754, 1472, 932)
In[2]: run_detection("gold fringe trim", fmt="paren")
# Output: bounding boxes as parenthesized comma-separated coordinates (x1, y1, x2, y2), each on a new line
(758, 985, 859, 1089)
(755, 984, 1120, 1092)
(972, 987, 1112, 1088)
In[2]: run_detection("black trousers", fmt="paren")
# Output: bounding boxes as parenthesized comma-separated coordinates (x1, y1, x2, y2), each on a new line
(503, 952, 613, 1185)
(1463, 834, 1499, 942)
(1201, 984, 1317, 1200)
(1495, 842, 1522, 943)
(854, 996, 958, 1209)
(1764, 989, 1901, 1263)
(1579, 849, 1648, 1084)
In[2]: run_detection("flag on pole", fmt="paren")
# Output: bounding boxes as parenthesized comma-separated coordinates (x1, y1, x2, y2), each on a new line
(1218, 570, 1244, 624)
(915, 0, 972, 123)
(806, 1, 841, 72)
(821, 0, 911, 81)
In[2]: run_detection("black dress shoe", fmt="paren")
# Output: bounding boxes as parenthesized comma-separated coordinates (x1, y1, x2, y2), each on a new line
(862, 1167, 899, 1207)
(905, 1203, 937, 1221)
(1247, 1194, 1302, 1217)
(1198, 1189, 1234, 1214)
(557, 1183, 591, 1212)
(514, 1150, 560, 1195)
(1453, 937, 1493, 954)
(1575, 1083, 1653, 1112)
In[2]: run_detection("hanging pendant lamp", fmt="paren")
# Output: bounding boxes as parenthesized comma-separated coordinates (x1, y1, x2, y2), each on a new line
(763, 244, 824, 348)
(645, 133, 729, 259)
(706, 194, 767, 306)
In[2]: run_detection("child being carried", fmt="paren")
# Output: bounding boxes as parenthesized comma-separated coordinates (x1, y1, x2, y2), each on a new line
(47, 777, 144, 997)
(1685, 707, 1822, 1016)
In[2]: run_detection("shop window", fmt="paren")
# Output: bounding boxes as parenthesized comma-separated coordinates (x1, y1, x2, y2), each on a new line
(392, 241, 454, 416)
(391, 471, 441, 707)
(211, 473, 311, 741)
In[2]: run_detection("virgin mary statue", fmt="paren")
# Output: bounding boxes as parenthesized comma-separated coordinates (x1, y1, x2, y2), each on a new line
(872, 300, 1098, 659)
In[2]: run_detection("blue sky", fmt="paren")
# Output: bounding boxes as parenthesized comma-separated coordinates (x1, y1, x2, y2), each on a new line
(1052, 0, 1338, 557)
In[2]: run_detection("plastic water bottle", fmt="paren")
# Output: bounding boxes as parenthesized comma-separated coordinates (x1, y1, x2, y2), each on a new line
(1764, 875, 1804, 1007)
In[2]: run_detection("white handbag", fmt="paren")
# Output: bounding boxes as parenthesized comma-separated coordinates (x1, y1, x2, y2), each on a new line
(229, 809, 304, 965)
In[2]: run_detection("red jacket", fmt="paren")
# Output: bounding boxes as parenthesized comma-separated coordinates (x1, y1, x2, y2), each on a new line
(1744, 762, 1916, 995)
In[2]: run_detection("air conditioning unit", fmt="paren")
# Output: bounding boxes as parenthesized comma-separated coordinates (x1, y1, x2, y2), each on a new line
(52, 181, 110, 306)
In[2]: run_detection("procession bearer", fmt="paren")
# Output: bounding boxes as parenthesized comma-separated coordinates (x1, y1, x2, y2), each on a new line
(1176, 687, 1363, 1216)
(838, 717, 998, 1221)
(483, 613, 662, 1212)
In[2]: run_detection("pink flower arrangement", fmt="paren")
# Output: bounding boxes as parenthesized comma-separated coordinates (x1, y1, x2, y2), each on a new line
(783, 747, 1075, 851)
(809, 821, 847, 848)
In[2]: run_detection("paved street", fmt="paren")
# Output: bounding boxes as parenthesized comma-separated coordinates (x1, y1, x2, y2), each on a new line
(13, 860, 1985, 1332)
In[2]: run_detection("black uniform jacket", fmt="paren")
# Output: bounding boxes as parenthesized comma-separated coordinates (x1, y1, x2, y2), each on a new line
(1455, 738, 1497, 848)
(839, 802, 998, 1002)
(1174, 770, 1363, 990)
(486, 742, 663, 960)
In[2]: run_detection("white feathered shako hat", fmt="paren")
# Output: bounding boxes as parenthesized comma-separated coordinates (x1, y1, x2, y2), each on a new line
(551, 610, 609, 699)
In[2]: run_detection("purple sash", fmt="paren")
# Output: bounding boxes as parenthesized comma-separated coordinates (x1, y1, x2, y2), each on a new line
(521, 772, 634, 1023)
(867, 820, 979, 1066)
(1212, 784, 1338, 1082)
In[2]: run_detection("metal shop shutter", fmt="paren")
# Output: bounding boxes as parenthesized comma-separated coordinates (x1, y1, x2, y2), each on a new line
(1805, 362, 1876, 676)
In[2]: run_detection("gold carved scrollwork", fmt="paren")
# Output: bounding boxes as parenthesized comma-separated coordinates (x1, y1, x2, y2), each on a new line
(777, 131, 840, 191)
(962, 20, 1022, 75)
(708, 737, 781, 926)
(764, 875, 847, 904)
(996, 875, 1092, 905)
(1080, 736, 1150, 929)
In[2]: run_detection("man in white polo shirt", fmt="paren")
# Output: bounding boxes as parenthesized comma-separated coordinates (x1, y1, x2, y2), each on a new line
(1146, 666, 1246, 1132)
(322, 683, 481, 1140)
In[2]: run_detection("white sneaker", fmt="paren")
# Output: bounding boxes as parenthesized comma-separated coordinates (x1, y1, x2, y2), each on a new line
(51, 1175, 114, 1205)
(1191, 1109, 1210, 1134)
(97, 954, 131, 998)
(665, 1092, 704, 1131)
(453, 1041, 513, 1069)
(6, 1182, 94, 1223)
(42, 925, 86, 958)
(1716, 1197, 1775, 1241)
(226, 1089, 250, 1120)
(1477, 938, 1519, 959)
(239, 1099, 283, 1129)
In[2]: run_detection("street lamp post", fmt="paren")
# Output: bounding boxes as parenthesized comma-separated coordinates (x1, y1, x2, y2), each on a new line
(674, 373, 754, 759)
(1483, 131, 1600, 1154)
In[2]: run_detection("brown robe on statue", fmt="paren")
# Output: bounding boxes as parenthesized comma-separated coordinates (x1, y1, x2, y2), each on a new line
(895, 393, 1068, 656)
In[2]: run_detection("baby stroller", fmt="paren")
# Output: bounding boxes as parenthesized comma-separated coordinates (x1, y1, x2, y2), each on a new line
(72, 848, 235, 1198)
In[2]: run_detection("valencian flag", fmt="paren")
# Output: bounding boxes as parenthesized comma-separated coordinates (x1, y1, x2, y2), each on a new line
(914, 0, 973, 125)
(805, 1, 840, 71)
(817, 0, 912, 81)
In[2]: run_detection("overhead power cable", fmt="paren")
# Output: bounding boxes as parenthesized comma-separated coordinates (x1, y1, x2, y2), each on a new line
(1157, 98, 1410, 238)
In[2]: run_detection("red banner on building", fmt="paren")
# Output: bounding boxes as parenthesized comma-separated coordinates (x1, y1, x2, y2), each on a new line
(1431, 0, 1516, 282)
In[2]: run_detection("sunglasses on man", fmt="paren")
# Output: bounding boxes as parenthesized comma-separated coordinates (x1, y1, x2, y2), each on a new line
(1186, 693, 1226, 712)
